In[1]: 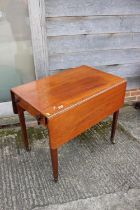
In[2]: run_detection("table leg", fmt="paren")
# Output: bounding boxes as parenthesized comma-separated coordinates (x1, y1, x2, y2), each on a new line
(10, 91, 18, 114)
(17, 104, 30, 151)
(50, 148, 58, 182)
(111, 110, 119, 144)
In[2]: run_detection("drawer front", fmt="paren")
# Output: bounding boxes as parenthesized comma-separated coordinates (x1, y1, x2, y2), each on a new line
(48, 82, 126, 149)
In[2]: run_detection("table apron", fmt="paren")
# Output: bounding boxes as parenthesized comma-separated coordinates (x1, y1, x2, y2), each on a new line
(11, 92, 47, 126)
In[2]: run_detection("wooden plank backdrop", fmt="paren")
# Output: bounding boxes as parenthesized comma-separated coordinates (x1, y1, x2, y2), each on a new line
(28, 0, 140, 89)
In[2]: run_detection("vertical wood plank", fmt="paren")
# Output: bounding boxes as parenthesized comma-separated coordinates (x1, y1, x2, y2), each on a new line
(28, 0, 49, 78)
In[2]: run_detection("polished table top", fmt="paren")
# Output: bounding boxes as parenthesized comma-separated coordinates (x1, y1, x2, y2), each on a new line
(11, 65, 126, 118)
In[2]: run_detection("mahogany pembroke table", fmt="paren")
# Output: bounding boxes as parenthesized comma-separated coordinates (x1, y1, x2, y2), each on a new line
(11, 65, 127, 182)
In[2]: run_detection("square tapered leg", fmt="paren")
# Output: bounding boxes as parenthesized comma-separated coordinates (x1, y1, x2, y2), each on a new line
(17, 104, 30, 151)
(111, 110, 119, 144)
(50, 148, 58, 182)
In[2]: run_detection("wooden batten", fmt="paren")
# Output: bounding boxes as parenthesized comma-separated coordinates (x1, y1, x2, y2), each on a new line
(28, 0, 49, 78)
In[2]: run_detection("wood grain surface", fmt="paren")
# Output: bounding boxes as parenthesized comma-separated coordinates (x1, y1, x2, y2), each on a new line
(11, 66, 126, 118)
(46, 16, 140, 36)
(28, 0, 49, 78)
(48, 81, 126, 149)
(49, 49, 140, 71)
(45, 0, 140, 17)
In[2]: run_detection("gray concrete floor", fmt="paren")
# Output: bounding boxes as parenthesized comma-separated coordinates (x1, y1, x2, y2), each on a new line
(0, 106, 140, 210)
(33, 189, 140, 210)
(119, 105, 140, 142)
